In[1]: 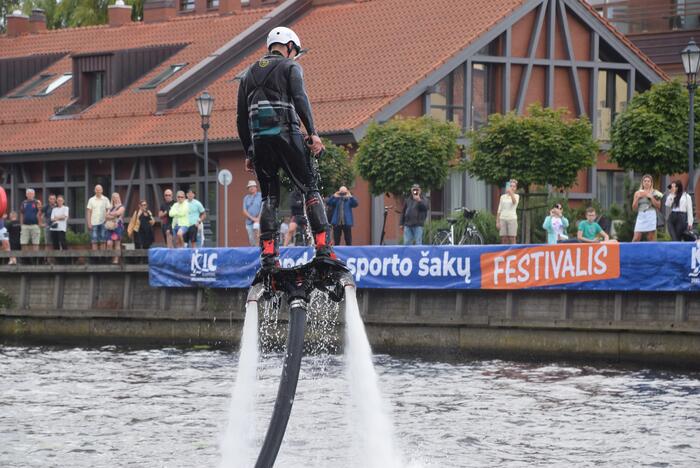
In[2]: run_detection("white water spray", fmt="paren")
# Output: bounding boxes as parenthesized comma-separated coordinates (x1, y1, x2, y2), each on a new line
(219, 301, 259, 468)
(343, 286, 402, 468)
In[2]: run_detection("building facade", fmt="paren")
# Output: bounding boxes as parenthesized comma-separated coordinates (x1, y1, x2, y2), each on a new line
(0, 0, 667, 246)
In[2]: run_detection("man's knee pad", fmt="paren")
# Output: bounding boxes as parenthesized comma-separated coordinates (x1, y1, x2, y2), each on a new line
(304, 191, 330, 234)
(260, 196, 279, 240)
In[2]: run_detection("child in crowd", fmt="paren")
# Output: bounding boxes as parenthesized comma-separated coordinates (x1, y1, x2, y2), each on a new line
(577, 207, 610, 243)
(542, 203, 569, 244)
(279, 216, 289, 246)
(5, 211, 21, 265)
(0, 213, 9, 262)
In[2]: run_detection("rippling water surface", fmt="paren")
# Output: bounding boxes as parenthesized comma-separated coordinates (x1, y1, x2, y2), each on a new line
(1, 345, 699, 467)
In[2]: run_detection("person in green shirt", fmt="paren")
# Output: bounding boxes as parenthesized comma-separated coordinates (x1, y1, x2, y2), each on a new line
(577, 207, 610, 243)
(169, 191, 190, 248)
(185, 189, 206, 248)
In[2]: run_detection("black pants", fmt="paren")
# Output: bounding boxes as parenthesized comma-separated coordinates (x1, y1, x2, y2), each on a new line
(51, 231, 66, 250)
(333, 225, 352, 246)
(252, 132, 330, 243)
(667, 211, 689, 241)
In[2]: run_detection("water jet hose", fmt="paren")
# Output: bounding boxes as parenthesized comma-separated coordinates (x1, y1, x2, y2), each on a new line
(254, 297, 307, 468)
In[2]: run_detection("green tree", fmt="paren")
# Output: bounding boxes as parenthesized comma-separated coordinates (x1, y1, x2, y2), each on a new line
(466, 103, 598, 242)
(13, 0, 143, 30)
(355, 116, 460, 198)
(279, 138, 355, 198)
(610, 80, 699, 177)
(1, 0, 21, 33)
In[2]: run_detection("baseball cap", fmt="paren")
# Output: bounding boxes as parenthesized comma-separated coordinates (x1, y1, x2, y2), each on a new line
(247, 180, 257, 188)
(411, 184, 421, 190)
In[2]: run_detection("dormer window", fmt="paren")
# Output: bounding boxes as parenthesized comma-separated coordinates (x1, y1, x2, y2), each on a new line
(139, 63, 187, 90)
(87, 71, 106, 106)
(37, 73, 73, 96)
(8, 74, 54, 98)
(58, 44, 185, 115)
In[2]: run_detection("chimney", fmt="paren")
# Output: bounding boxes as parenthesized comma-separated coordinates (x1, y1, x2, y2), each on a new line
(195, 0, 207, 14)
(143, 0, 177, 23)
(6, 10, 29, 37)
(219, 0, 242, 15)
(28, 9, 47, 33)
(108, 0, 133, 27)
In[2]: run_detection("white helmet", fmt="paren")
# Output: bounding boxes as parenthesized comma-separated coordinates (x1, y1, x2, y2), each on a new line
(266, 26, 301, 53)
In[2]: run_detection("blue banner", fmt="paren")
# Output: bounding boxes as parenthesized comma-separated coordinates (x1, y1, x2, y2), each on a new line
(148, 241, 700, 291)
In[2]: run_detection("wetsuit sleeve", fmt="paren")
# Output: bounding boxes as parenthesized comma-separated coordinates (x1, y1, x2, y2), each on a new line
(288, 63, 316, 136)
(236, 79, 253, 158)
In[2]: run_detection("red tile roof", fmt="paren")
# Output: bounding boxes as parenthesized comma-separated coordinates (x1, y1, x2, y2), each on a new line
(0, 0, 666, 154)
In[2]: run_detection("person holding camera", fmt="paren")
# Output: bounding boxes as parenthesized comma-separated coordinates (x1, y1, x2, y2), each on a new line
(665, 179, 694, 241)
(542, 202, 569, 244)
(327, 186, 358, 246)
(496, 179, 520, 244)
(400, 184, 428, 245)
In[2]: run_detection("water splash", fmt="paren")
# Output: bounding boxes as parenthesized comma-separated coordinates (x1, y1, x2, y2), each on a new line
(343, 286, 402, 468)
(219, 301, 260, 468)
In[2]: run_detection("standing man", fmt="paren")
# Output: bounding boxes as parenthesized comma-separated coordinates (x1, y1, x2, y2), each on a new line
(327, 186, 358, 246)
(158, 189, 175, 248)
(237, 26, 335, 268)
(20, 188, 42, 256)
(400, 184, 428, 245)
(86, 184, 111, 251)
(186, 189, 206, 248)
(242, 180, 262, 247)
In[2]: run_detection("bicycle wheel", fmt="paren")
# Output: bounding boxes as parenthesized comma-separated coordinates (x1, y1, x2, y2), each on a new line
(433, 230, 451, 245)
(460, 229, 483, 245)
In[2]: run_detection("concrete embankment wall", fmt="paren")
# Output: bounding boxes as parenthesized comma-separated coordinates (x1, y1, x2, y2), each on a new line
(1, 267, 699, 367)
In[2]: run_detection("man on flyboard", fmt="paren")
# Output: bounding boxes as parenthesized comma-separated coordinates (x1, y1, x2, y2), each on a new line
(236, 26, 336, 270)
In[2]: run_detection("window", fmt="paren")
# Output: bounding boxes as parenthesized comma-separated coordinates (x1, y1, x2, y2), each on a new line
(35, 73, 72, 96)
(87, 71, 106, 106)
(139, 64, 187, 90)
(8, 74, 54, 98)
(597, 170, 626, 210)
(180, 0, 194, 10)
(429, 65, 466, 131)
(471, 63, 494, 130)
(207, 0, 219, 7)
(596, 70, 629, 141)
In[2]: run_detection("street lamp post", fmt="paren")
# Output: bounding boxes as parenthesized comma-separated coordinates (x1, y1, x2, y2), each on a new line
(195, 91, 214, 244)
(682, 40, 700, 223)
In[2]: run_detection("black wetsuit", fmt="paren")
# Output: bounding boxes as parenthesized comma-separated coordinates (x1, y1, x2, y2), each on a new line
(236, 51, 330, 249)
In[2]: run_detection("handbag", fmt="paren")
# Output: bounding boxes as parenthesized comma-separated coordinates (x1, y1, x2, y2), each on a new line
(104, 219, 117, 230)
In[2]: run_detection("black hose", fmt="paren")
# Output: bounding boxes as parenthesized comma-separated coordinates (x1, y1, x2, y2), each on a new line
(254, 303, 307, 468)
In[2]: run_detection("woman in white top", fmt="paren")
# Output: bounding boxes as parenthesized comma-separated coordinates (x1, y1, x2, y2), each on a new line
(105, 192, 126, 264)
(665, 179, 694, 241)
(50, 195, 69, 251)
(496, 179, 520, 244)
(632, 174, 662, 242)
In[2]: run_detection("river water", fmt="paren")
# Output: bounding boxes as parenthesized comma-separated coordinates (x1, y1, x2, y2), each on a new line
(1, 345, 699, 468)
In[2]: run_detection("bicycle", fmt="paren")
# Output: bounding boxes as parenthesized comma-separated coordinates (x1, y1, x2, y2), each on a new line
(432, 208, 484, 245)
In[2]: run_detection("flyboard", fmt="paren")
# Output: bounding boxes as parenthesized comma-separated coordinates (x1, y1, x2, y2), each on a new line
(247, 255, 355, 468)
(0, 186, 7, 217)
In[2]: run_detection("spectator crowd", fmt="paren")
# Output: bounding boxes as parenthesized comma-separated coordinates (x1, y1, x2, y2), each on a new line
(1, 174, 698, 266)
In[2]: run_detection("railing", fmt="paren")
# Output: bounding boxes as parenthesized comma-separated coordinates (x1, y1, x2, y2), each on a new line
(593, 0, 700, 34)
(0, 250, 150, 270)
